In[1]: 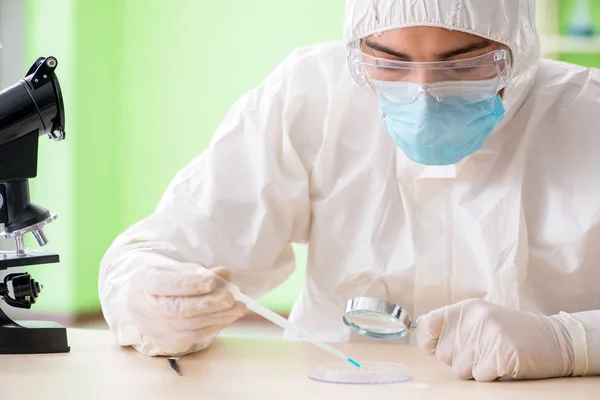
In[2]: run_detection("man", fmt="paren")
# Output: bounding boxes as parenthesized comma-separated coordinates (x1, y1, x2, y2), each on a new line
(99, 0, 600, 381)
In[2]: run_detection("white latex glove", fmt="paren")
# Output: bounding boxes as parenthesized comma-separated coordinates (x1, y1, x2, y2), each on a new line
(126, 264, 247, 356)
(415, 299, 577, 381)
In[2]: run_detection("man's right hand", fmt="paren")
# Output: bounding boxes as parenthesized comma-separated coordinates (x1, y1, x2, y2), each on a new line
(126, 264, 247, 356)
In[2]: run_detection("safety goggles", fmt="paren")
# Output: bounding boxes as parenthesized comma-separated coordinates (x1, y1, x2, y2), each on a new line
(348, 47, 511, 103)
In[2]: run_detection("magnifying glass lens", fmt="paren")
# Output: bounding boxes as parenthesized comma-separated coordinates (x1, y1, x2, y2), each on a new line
(343, 310, 408, 338)
(343, 298, 414, 339)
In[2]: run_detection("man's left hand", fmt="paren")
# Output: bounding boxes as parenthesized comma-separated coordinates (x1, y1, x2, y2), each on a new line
(415, 299, 576, 381)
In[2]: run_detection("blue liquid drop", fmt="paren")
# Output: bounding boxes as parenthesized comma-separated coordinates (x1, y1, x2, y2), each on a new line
(348, 358, 361, 368)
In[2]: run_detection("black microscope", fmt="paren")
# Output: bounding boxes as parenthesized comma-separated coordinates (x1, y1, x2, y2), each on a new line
(0, 56, 70, 354)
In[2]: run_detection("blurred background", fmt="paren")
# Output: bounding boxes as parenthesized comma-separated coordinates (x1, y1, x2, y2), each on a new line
(0, 0, 599, 338)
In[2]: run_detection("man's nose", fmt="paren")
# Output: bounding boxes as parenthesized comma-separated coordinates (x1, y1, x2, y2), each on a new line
(406, 68, 438, 85)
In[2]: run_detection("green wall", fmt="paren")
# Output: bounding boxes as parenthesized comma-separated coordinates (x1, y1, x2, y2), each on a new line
(558, 0, 600, 67)
(25, 0, 344, 316)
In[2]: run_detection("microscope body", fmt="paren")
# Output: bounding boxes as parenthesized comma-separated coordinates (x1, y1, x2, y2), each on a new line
(0, 56, 69, 354)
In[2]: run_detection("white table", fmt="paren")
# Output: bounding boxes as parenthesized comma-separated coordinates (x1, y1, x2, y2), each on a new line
(1, 329, 598, 399)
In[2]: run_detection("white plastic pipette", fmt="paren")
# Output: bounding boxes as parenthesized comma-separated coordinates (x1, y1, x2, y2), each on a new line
(212, 274, 361, 368)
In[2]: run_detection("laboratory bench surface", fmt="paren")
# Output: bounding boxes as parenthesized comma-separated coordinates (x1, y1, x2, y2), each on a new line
(1, 329, 598, 400)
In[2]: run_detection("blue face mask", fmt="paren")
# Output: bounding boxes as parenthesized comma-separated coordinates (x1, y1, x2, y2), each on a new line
(374, 80, 506, 166)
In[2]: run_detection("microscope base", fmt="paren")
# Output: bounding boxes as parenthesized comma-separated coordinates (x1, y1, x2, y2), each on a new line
(0, 320, 70, 354)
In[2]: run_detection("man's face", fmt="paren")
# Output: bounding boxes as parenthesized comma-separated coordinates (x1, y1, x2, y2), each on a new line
(361, 27, 503, 84)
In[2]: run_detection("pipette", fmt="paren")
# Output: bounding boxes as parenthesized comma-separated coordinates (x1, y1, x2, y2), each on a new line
(212, 273, 361, 368)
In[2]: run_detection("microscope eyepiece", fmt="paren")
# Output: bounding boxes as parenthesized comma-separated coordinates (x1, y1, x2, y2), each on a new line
(0, 56, 65, 150)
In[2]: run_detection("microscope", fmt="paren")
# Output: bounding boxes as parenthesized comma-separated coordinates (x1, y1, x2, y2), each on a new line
(0, 56, 69, 354)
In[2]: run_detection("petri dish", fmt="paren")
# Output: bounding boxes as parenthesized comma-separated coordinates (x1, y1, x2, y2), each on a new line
(308, 361, 412, 385)
(343, 297, 416, 339)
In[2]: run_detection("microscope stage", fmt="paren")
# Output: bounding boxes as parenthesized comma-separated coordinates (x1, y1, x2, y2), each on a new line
(0, 250, 59, 269)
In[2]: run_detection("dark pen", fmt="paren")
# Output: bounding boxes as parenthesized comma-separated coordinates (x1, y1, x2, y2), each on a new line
(168, 357, 181, 376)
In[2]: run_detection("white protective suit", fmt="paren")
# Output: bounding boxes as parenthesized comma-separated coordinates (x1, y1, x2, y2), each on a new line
(99, 0, 600, 373)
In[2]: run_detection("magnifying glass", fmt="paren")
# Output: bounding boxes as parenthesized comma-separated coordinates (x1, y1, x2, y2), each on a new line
(343, 297, 418, 339)
(309, 296, 417, 385)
